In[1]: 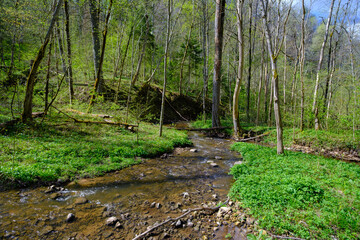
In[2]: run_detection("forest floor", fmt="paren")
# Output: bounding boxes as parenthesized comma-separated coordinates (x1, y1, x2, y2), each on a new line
(0, 108, 190, 190)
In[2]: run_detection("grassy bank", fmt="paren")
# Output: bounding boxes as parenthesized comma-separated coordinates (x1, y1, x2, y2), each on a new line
(230, 142, 360, 239)
(0, 112, 190, 190)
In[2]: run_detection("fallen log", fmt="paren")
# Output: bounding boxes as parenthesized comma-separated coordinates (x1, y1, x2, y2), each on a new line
(175, 126, 231, 131)
(66, 109, 113, 118)
(132, 198, 229, 240)
(238, 132, 270, 142)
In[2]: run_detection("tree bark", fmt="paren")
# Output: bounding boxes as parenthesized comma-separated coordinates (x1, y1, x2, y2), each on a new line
(256, 32, 265, 125)
(22, 0, 63, 123)
(64, 0, 74, 104)
(300, 0, 305, 131)
(212, 0, 226, 128)
(232, 0, 244, 140)
(179, 20, 194, 95)
(89, 0, 103, 93)
(246, 0, 253, 123)
(159, 0, 171, 137)
(312, 0, 335, 130)
(88, 0, 113, 110)
(202, 0, 209, 122)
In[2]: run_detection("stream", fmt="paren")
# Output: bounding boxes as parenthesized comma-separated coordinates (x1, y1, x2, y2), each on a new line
(0, 131, 246, 239)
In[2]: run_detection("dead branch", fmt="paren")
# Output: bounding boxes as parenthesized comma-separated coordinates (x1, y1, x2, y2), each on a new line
(268, 233, 305, 240)
(238, 132, 270, 142)
(66, 109, 113, 118)
(132, 198, 229, 240)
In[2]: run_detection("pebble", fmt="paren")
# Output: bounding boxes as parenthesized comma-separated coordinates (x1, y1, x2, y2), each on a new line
(115, 222, 122, 229)
(175, 220, 182, 228)
(215, 156, 222, 160)
(187, 221, 194, 227)
(74, 197, 88, 205)
(156, 203, 161, 209)
(150, 202, 156, 208)
(66, 213, 75, 223)
(190, 149, 198, 152)
(105, 216, 118, 226)
(210, 163, 219, 167)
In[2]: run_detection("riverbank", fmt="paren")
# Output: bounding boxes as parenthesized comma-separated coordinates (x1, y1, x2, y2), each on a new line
(0, 112, 190, 190)
(229, 142, 360, 239)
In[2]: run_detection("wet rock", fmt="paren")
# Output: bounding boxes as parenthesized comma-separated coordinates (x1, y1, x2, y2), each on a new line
(213, 227, 219, 231)
(161, 232, 170, 239)
(234, 161, 243, 165)
(190, 149, 198, 152)
(160, 153, 169, 159)
(212, 194, 218, 200)
(74, 197, 88, 205)
(102, 211, 112, 218)
(210, 163, 218, 167)
(215, 156, 222, 160)
(182, 192, 190, 199)
(206, 160, 214, 163)
(187, 221, 194, 227)
(66, 213, 75, 223)
(175, 202, 182, 209)
(156, 203, 161, 209)
(115, 222, 122, 229)
(217, 207, 231, 217)
(175, 220, 182, 228)
(49, 192, 61, 200)
(105, 216, 118, 226)
(150, 202, 156, 208)
(45, 185, 64, 194)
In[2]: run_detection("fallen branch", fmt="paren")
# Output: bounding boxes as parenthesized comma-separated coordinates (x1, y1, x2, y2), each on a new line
(132, 198, 229, 240)
(268, 233, 305, 240)
(238, 132, 270, 142)
(176, 126, 231, 131)
(66, 109, 113, 118)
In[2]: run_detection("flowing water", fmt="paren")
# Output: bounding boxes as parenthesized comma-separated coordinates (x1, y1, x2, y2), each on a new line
(0, 131, 246, 239)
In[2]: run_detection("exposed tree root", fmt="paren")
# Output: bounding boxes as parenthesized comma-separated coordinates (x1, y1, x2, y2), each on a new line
(132, 198, 229, 240)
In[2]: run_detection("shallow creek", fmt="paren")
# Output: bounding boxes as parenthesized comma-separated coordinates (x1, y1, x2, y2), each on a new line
(0, 131, 247, 239)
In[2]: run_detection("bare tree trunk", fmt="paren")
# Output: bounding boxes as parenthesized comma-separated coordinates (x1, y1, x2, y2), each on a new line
(312, 0, 335, 130)
(212, 0, 226, 128)
(233, 0, 244, 140)
(246, 0, 253, 123)
(64, 0, 74, 104)
(22, 0, 63, 123)
(115, 26, 133, 102)
(89, 0, 103, 93)
(202, 0, 209, 122)
(55, 22, 68, 83)
(159, 0, 171, 137)
(256, 35, 265, 125)
(88, 0, 113, 110)
(300, 0, 305, 131)
(260, 0, 292, 154)
(45, 40, 53, 112)
(179, 20, 194, 95)
(283, 34, 287, 109)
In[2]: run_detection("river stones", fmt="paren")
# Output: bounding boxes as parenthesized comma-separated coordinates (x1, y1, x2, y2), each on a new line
(190, 149, 198, 152)
(215, 156, 222, 160)
(210, 163, 219, 167)
(66, 213, 75, 223)
(74, 197, 88, 205)
(217, 207, 231, 218)
(105, 216, 118, 226)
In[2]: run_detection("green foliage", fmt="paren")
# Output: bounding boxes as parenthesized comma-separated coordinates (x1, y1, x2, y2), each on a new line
(230, 143, 360, 239)
(0, 113, 190, 188)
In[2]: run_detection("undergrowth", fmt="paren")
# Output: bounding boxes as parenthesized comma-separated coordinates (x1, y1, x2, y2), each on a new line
(230, 142, 360, 239)
(0, 112, 190, 189)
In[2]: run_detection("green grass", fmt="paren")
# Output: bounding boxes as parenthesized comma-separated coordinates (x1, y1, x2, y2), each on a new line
(0, 113, 190, 189)
(263, 128, 360, 152)
(229, 142, 360, 239)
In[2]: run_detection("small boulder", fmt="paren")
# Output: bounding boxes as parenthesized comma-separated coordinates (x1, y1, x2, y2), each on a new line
(190, 149, 198, 153)
(210, 163, 219, 167)
(150, 202, 156, 208)
(105, 216, 118, 226)
(175, 220, 182, 228)
(115, 222, 122, 229)
(155, 203, 161, 209)
(66, 213, 75, 223)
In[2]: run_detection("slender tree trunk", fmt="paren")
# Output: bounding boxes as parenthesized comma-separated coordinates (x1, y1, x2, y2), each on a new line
(115, 26, 133, 102)
(89, 0, 103, 93)
(55, 22, 68, 83)
(88, 0, 113, 110)
(246, 0, 253, 122)
(45, 40, 53, 112)
(300, 0, 305, 131)
(159, 0, 171, 137)
(312, 0, 335, 130)
(212, 0, 226, 128)
(202, 0, 209, 122)
(22, 0, 63, 123)
(64, 0, 74, 104)
(283, 34, 287, 110)
(264, 63, 269, 124)
(233, 0, 244, 140)
(179, 20, 194, 95)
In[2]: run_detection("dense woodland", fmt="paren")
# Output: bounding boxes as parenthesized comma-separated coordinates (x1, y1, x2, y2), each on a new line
(1, 0, 359, 147)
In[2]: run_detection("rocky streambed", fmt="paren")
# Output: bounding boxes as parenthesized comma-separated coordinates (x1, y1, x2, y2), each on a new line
(0, 131, 256, 239)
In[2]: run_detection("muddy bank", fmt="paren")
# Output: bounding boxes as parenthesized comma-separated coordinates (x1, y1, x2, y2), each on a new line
(0, 132, 252, 239)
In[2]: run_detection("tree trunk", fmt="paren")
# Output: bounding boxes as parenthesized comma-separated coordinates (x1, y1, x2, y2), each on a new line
(246, 1, 253, 123)
(64, 0, 74, 104)
(202, 0, 209, 122)
(45, 40, 53, 112)
(22, 0, 63, 123)
(312, 0, 335, 130)
(89, 0, 103, 93)
(179, 20, 194, 95)
(256, 33, 265, 125)
(88, 0, 113, 110)
(212, 0, 226, 128)
(232, 0, 244, 140)
(159, 0, 171, 137)
(300, 0, 305, 131)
